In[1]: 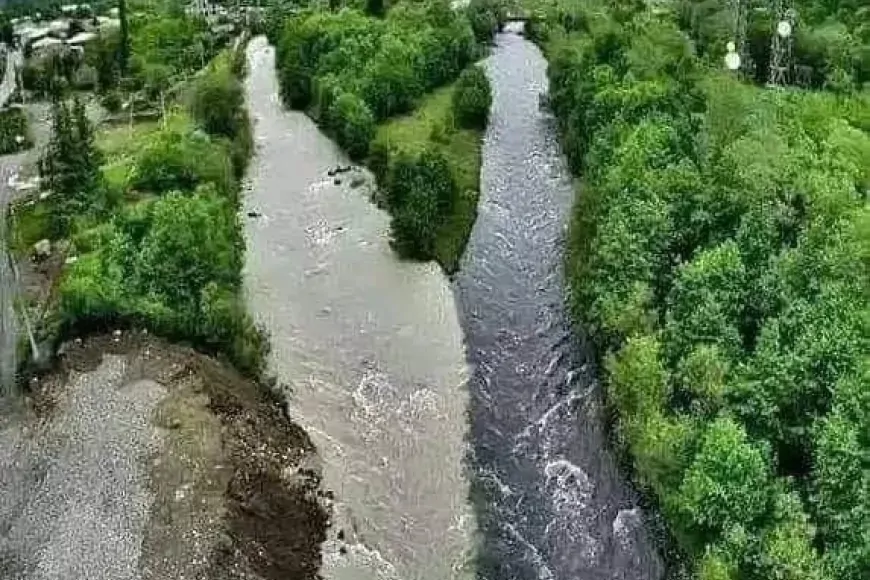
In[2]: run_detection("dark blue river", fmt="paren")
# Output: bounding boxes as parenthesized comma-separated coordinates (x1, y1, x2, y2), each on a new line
(454, 25, 664, 580)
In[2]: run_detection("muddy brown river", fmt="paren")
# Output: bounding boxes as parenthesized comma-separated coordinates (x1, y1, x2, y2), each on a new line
(241, 37, 474, 580)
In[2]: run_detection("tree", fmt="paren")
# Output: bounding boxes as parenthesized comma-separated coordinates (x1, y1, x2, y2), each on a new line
(0, 14, 14, 46)
(452, 65, 492, 129)
(131, 188, 241, 316)
(142, 62, 174, 123)
(673, 418, 771, 544)
(39, 97, 105, 237)
(189, 63, 244, 139)
(89, 30, 121, 92)
(387, 147, 457, 259)
(118, 0, 131, 77)
(365, 0, 385, 18)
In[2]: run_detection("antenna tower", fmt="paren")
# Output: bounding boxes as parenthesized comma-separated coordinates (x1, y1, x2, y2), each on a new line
(767, 0, 796, 87)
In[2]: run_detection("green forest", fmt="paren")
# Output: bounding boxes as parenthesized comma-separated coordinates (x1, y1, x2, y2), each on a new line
(528, 0, 868, 578)
(10, 1, 264, 374)
(270, 0, 497, 270)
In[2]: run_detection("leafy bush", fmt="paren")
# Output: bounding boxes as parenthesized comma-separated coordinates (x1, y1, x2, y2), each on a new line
(274, 1, 476, 157)
(188, 56, 246, 140)
(132, 127, 233, 196)
(328, 91, 376, 160)
(100, 91, 123, 113)
(385, 147, 458, 259)
(452, 65, 492, 129)
(466, 0, 505, 43)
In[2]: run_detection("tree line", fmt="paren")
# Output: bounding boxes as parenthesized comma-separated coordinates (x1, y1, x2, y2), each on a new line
(529, 0, 868, 578)
(272, 0, 497, 263)
(37, 43, 264, 375)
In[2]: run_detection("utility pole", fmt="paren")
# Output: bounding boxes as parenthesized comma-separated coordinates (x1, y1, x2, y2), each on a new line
(768, 0, 796, 87)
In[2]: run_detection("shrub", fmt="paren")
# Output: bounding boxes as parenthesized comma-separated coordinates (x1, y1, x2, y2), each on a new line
(452, 65, 492, 130)
(132, 127, 234, 196)
(101, 91, 123, 113)
(386, 147, 457, 259)
(0, 107, 30, 154)
(188, 59, 246, 140)
(466, 0, 504, 43)
(331, 92, 376, 160)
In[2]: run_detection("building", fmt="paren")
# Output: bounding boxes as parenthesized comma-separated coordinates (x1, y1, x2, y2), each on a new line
(185, 0, 223, 22)
(30, 36, 64, 56)
(67, 31, 97, 46)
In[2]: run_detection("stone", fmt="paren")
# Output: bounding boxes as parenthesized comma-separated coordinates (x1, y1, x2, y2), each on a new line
(349, 175, 366, 189)
(33, 238, 51, 260)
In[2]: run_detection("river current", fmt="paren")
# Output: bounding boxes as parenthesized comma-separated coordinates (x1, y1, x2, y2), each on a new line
(242, 37, 473, 580)
(455, 25, 663, 579)
(243, 24, 662, 580)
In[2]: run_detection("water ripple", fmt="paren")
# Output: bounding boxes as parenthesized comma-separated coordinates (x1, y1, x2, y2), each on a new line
(454, 26, 663, 580)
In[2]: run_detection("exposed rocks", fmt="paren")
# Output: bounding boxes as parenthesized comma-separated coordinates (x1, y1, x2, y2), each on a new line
(326, 165, 353, 177)
(32, 238, 50, 261)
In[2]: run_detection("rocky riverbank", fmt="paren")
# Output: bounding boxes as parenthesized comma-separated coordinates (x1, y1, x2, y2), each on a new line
(0, 332, 330, 580)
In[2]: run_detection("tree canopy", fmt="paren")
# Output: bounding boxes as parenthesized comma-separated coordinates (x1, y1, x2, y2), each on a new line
(533, 0, 870, 578)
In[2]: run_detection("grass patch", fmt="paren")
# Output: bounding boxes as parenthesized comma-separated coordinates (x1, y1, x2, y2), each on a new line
(9, 200, 51, 256)
(375, 85, 483, 273)
(96, 120, 162, 160)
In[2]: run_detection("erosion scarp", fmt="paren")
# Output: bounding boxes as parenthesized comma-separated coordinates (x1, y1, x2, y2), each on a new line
(0, 333, 329, 580)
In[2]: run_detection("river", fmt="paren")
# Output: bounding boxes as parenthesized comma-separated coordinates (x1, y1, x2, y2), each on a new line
(241, 37, 474, 580)
(242, 22, 662, 580)
(455, 24, 663, 579)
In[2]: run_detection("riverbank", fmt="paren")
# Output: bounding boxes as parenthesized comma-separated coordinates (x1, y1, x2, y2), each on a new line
(0, 332, 328, 580)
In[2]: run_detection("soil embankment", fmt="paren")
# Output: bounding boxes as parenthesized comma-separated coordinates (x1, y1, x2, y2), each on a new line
(0, 333, 328, 580)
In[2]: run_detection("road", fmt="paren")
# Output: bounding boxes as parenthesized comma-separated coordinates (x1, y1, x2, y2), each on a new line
(0, 47, 22, 105)
(0, 47, 24, 395)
